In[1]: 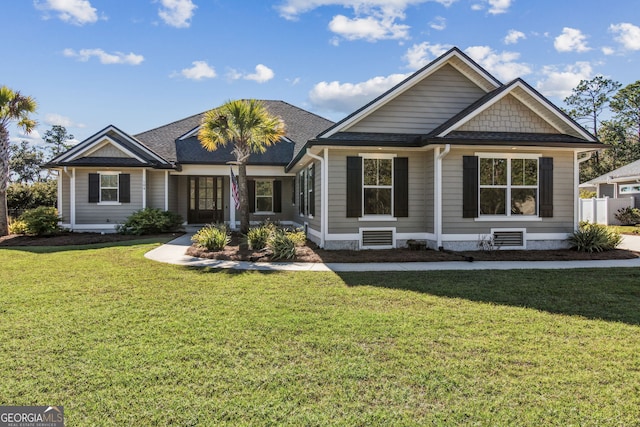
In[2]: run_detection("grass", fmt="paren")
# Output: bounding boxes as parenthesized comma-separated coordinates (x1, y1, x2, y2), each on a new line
(1, 240, 639, 426)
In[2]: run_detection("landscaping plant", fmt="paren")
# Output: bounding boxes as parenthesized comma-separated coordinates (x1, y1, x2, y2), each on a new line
(614, 206, 640, 226)
(245, 222, 276, 250)
(117, 208, 183, 235)
(16, 206, 61, 236)
(191, 223, 230, 251)
(568, 222, 622, 252)
(268, 227, 297, 260)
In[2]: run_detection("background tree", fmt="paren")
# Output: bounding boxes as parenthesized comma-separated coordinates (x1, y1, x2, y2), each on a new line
(43, 124, 74, 158)
(9, 140, 44, 183)
(198, 99, 285, 234)
(0, 86, 37, 236)
(563, 76, 621, 137)
(610, 80, 640, 141)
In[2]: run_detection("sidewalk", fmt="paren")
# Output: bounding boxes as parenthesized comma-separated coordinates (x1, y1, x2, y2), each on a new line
(144, 234, 640, 272)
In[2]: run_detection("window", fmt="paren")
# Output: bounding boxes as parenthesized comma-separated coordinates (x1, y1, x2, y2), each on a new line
(299, 169, 306, 215)
(307, 164, 315, 217)
(255, 180, 273, 212)
(363, 157, 392, 215)
(89, 172, 130, 204)
(479, 155, 538, 216)
(100, 174, 119, 202)
(620, 184, 640, 194)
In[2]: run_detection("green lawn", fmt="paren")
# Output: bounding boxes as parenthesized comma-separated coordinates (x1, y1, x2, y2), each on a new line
(1, 240, 639, 426)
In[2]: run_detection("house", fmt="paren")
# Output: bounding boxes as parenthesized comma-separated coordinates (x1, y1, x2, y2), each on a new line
(581, 159, 640, 207)
(46, 47, 603, 250)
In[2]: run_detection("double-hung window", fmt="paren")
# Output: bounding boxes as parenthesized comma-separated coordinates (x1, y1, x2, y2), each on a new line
(100, 173, 119, 202)
(255, 180, 273, 213)
(363, 157, 393, 215)
(479, 154, 538, 216)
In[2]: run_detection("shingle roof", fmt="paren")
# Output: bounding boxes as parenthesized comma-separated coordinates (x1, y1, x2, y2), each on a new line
(426, 131, 604, 148)
(134, 100, 333, 165)
(583, 158, 640, 185)
(176, 136, 294, 165)
(53, 157, 148, 167)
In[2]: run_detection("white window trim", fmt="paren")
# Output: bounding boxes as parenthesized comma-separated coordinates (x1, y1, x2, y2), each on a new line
(476, 153, 541, 218)
(97, 171, 121, 205)
(619, 184, 640, 194)
(307, 164, 314, 219)
(255, 179, 274, 214)
(361, 154, 395, 218)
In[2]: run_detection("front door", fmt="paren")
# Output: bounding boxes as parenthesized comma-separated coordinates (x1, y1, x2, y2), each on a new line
(188, 176, 224, 223)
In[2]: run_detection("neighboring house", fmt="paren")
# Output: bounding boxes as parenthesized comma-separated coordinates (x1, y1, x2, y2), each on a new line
(581, 159, 640, 208)
(46, 47, 603, 250)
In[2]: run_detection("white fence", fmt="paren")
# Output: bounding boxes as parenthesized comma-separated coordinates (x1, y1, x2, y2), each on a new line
(579, 197, 634, 225)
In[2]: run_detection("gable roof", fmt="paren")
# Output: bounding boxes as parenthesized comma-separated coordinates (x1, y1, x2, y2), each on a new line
(45, 125, 173, 169)
(317, 47, 502, 139)
(582, 159, 640, 185)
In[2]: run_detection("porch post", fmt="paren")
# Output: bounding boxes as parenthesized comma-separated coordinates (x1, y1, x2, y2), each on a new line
(164, 171, 169, 211)
(142, 169, 147, 209)
(70, 168, 76, 229)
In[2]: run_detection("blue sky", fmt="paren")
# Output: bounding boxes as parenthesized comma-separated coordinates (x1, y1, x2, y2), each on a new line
(5, 0, 640, 146)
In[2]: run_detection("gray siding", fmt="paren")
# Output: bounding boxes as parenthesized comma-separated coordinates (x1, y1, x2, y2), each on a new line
(442, 149, 575, 235)
(327, 149, 433, 234)
(249, 176, 296, 224)
(61, 173, 70, 223)
(89, 143, 129, 158)
(75, 169, 143, 224)
(147, 170, 166, 209)
(346, 64, 486, 134)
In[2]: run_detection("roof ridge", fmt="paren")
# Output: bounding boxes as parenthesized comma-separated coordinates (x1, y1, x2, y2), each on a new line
(134, 111, 205, 137)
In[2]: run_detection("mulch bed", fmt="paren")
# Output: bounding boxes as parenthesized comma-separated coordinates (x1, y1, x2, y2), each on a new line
(186, 233, 640, 263)
(0, 232, 183, 247)
(1, 231, 637, 263)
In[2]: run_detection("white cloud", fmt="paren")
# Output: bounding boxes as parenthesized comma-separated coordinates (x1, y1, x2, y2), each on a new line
(63, 48, 144, 65)
(309, 73, 408, 114)
(228, 64, 275, 83)
(554, 27, 591, 53)
(174, 61, 216, 80)
(35, 0, 99, 25)
(44, 113, 85, 128)
(464, 46, 531, 81)
(328, 14, 409, 41)
(403, 42, 453, 70)
(536, 62, 593, 98)
(277, 0, 457, 21)
(276, 1, 456, 42)
(610, 22, 640, 51)
(9, 129, 43, 146)
(429, 16, 446, 31)
(602, 46, 615, 55)
(471, 0, 512, 15)
(158, 0, 197, 28)
(504, 29, 525, 45)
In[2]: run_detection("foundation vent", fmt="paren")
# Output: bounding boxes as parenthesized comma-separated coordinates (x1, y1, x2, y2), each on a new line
(361, 230, 394, 248)
(492, 230, 524, 247)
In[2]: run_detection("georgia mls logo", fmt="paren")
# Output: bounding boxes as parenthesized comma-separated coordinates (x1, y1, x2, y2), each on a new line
(0, 406, 64, 427)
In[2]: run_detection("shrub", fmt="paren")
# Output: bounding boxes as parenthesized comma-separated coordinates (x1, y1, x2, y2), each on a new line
(8, 219, 28, 235)
(7, 180, 57, 214)
(17, 206, 61, 236)
(268, 228, 297, 260)
(245, 223, 275, 250)
(191, 224, 230, 251)
(285, 228, 307, 246)
(614, 206, 640, 226)
(117, 208, 183, 235)
(568, 222, 622, 253)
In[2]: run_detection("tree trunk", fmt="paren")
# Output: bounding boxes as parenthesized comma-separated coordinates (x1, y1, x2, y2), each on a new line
(238, 161, 250, 235)
(0, 125, 10, 236)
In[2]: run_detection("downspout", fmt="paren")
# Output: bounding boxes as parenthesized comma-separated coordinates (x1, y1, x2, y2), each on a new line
(435, 144, 451, 250)
(306, 150, 326, 248)
(575, 150, 595, 229)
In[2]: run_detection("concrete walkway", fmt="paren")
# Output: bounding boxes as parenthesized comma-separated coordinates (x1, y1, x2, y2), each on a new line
(144, 233, 640, 272)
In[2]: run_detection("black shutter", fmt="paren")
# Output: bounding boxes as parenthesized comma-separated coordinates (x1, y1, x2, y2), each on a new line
(248, 180, 255, 213)
(88, 173, 100, 203)
(273, 180, 282, 213)
(119, 174, 130, 203)
(393, 157, 408, 217)
(539, 157, 553, 217)
(299, 171, 305, 215)
(309, 164, 316, 216)
(346, 156, 362, 218)
(462, 156, 479, 218)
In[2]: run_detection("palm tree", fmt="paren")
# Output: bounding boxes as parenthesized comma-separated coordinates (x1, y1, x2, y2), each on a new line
(0, 86, 37, 235)
(198, 99, 285, 234)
